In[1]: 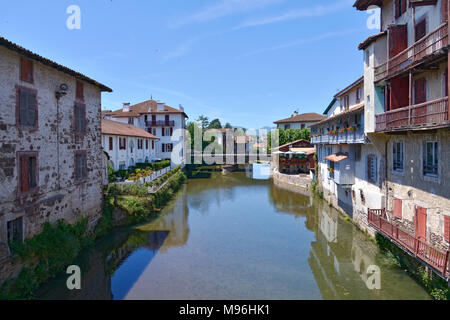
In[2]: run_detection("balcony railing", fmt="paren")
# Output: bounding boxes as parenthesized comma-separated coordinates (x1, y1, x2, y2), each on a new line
(374, 22, 448, 82)
(311, 129, 364, 144)
(368, 209, 449, 278)
(146, 120, 175, 127)
(375, 97, 449, 132)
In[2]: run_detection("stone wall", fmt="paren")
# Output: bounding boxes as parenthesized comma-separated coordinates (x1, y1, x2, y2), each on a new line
(0, 46, 105, 277)
(272, 170, 312, 194)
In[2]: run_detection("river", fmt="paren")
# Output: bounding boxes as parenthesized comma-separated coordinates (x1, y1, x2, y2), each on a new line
(36, 172, 430, 300)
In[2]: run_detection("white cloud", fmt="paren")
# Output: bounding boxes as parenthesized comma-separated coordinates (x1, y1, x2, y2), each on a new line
(171, 0, 283, 28)
(235, 0, 354, 29)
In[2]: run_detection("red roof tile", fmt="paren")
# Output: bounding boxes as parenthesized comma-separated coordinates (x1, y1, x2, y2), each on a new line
(274, 113, 326, 124)
(106, 99, 188, 118)
(101, 120, 159, 139)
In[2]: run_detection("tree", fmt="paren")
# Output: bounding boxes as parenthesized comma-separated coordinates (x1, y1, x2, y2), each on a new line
(224, 122, 232, 129)
(208, 118, 222, 129)
(197, 115, 210, 129)
(268, 128, 310, 151)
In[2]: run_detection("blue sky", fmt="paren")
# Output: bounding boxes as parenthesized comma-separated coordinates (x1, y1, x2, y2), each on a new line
(1, 0, 379, 128)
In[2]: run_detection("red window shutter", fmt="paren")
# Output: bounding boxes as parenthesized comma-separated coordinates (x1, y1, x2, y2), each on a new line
(390, 76, 410, 110)
(414, 78, 427, 104)
(444, 216, 450, 242)
(76, 81, 84, 101)
(20, 156, 30, 192)
(442, 0, 448, 22)
(415, 19, 427, 41)
(393, 198, 402, 219)
(20, 57, 33, 83)
(401, 0, 407, 14)
(415, 207, 427, 240)
(389, 25, 408, 58)
(395, 0, 400, 18)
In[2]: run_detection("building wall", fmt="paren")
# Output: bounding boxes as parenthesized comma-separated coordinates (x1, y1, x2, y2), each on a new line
(101, 135, 157, 171)
(277, 121, 317, 130)
(385, 130, 450, 250)
(0, 47, 104, 250)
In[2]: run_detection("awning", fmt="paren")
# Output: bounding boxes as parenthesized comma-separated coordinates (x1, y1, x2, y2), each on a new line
(291, 147, 315, 155)
(325, 153, 348, 163)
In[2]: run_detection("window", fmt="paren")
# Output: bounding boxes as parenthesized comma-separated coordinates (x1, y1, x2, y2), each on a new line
(20, 57, 33, 83)
(444, 216, 450, 242)
(74, 103, 86, 133)
(152, 140, 155, 149)
(119, 162, 126, 170)
(7, 217, 23, 244)
(393, 141, 404, 172)
(152, 128, 157, 136)
(128, 118, 134, 125)
(162, 144, 166, 152)
(17, 87, 38, 129)
(285, 124, 290, 129)
(119, 137, 126, 150)
(342, 95, 350, 111)
(301, 124, 305, 129)
(75, 151, 87, 181)
(165, 115, 170, 124)
(138, 139, 143, 150)
(164, 128, 171, 136)
(167, 144, 173, 152)
(146, 139, 149, 149)
(18, 152, 38, 193)
(76, 81, 84, 101)
(354, 145, 361, 162)
(365, 50, 370, 66)
(423, 141, 438, 176)
(109, 137, 113, 151)
(415, 18, 427, 41)
(395, 0, 407, 18)
(367, 154, 377, 183)
(130, 140, 134, 153)
(162, 128, 165, 136)
(443, 70, 448, 97)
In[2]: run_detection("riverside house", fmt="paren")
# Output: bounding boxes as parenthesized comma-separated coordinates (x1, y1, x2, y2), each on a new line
(274, 111, 326, 130)
(104, 99, 188, 168)
(101, 119, 159, 171)
(350, 0, 450, 278)
(0, 35, 111, 278)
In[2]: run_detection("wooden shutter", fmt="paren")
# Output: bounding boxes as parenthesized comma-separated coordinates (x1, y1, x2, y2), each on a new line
(442, 0, 448, 22)
(414, 78, 427, 104)
(401, 0, 407, 14)
(415, 19, 426, 41)
(20, 156, 30, 192)
(76, 81, 84, 101)
(444, 70, 448, 97)
(389, 25, 408, 58)
(390, 76, 410, 110)
(393, 198, 402, 219)
(444, 216, 450, 242)
(415, 207, 427, 240)
(20, 57, 33, 83)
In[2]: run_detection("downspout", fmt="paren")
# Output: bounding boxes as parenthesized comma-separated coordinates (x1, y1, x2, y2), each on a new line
(55, 97, 61, 191)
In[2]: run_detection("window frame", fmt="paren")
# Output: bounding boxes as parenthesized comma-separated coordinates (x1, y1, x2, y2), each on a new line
(15, 85, 38, 131)
(74, 102, 87, 134)
(367, 154, 378, 184)
(392, 140, 404, 172)
(20, 57, 34, 84)
(74, 150, 88, 182)
(17, 151, 39, 195)
(75, 80, 84, 102)
(423, 140, 438, 177)
(7, 217, 24, 245)
(109, 137, 113, 151)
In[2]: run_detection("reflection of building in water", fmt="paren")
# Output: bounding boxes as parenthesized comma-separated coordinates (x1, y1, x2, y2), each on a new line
(319, 206, 338, 244)
(351, 232, 378, 286)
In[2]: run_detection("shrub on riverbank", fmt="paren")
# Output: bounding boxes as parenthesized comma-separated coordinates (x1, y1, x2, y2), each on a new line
(0, 219, 93, 300)
(375, 233, 449, 300)
(112, 160, 171, 181)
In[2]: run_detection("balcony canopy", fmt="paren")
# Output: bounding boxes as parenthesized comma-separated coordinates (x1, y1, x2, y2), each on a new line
(325, 152, 349, 163)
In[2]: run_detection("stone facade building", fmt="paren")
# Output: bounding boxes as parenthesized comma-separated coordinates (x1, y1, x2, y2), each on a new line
(101, 119, 159, 171)
(104, 100, 188, 168)
(0, 35, 111, 277)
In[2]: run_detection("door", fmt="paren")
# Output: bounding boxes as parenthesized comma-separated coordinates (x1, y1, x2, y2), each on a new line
(390, 76, 410, 110)
(415, 206, 427, 240)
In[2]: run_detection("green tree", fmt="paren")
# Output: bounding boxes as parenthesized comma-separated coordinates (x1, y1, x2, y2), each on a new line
(208, 118, 222, 129)
(197, 115, 210, 129)
(224, 122, 232, 129)
(268, 128, 310, 150)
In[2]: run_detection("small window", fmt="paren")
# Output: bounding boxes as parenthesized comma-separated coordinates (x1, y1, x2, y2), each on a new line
(367, 154, 377, 183)
(119, 137, 127, 150)
(152, 140, 155, 149)
(146, 139, 149, 149)
(19, 153, 38, 193)
(423, 141, 438, 176)
(20, 57, 33, 83)
(17, 87, 38, 129)
(76, 81, 84, 101)
(119, 162, 126, 170)
(167, 144, 173, 152)
(7, 217, 23, 245)
(415, 18, 427, 42)
(75, 152, 87, 181)
(128, 118, 134, 125)
(354, 145, 361, 162)
(74, 103, 86, 133)
(109, 137, 113, 151)
(162, 144, 166, 153)
(393, 141, 404, 172)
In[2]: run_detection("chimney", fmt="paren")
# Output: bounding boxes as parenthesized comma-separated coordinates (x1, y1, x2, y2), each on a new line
(293, 110, 299, 117)
(179, 104, 184, 111)
(123, 103, 130, 112)
(157, 101, 165, 111)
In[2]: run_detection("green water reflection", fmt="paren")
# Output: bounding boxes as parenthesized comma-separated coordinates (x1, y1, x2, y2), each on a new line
(36, 172, 430, 300)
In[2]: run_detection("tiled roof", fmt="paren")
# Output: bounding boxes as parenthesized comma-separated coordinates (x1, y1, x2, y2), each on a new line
(0, 35, 112, 92)
(101, 119, 159, 139)
(353, 0, 383, 10)
(106, 99, 188, 118)
(311, 104, 365, 127)
(274, 113, 326, 124)
(273, 139, 313, 151)
(334, 76, 364, 98)
(358, 31, 387, 50)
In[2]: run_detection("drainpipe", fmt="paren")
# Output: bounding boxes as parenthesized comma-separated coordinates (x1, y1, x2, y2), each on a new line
(55, 97, 61, 190)
(384, 136, 389, 217)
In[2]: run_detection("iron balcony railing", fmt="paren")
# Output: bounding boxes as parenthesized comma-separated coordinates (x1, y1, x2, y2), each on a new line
(368, 209, 449, 278)
(311, 128, 364, 144)
(375, 97, 449, 132)
(146, 120, 175, 127)
(374, 22, 448, 82)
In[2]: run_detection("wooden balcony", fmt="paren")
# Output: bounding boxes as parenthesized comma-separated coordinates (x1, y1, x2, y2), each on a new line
(374, 22, 448, 82)
(368, 209, 449, 278)
(375, 97, 449, 132)
(146, 120, 175, 127)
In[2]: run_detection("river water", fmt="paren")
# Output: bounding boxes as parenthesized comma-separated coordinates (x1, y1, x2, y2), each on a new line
(36, 172, 430, 300)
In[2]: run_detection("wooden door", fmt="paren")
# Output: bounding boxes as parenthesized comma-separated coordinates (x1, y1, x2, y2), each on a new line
(415, 206, 427, 240)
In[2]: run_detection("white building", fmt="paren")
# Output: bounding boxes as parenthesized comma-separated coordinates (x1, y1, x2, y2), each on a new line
(274, 112, 326, 130)
(105, 99, 188, 167)
(101, 119, 159, 171)
(311, 76, 385, 229)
